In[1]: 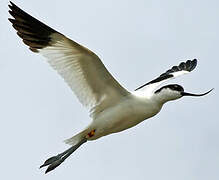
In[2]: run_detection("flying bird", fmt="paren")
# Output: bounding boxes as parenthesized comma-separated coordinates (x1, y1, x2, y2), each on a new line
(8, 1, 213, 174)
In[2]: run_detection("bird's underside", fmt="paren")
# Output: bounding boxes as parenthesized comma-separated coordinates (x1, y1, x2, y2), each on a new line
(8, 1, 212, 174)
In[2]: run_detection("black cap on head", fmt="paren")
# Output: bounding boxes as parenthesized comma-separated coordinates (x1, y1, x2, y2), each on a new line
(155, 84, 184, 94)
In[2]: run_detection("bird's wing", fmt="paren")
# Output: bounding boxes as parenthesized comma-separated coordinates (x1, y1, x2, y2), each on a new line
(135, 59, 197, 92)
(8, 2, 129, 115)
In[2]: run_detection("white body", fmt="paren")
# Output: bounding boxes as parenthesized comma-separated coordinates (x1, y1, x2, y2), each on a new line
(65, 89, 166, 145)
(89, 93, 162, 140)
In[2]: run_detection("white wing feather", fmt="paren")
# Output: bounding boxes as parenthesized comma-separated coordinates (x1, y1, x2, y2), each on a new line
(8, 2, 129, 116)
(39, 33, 129, 114)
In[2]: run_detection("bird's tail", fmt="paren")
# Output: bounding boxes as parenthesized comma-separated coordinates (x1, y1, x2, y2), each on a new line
(64, 129, 90, 146)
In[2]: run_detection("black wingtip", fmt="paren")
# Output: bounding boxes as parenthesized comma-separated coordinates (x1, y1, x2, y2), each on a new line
(135, 58, 199, 91)
(8, 1, 57, 52)
(8, 1, 13, 7)
(8, 4, 12, 9)
(8, 1, 18, 12)
(9, 1, 19, 9)
(193, 58, 197, 62)
(191, 59, 197, 70)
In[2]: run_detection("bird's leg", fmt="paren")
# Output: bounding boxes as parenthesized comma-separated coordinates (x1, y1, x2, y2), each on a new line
(40, 137, 87, 174)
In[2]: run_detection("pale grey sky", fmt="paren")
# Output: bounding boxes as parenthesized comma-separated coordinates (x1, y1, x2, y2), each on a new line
(0, 0, 218, 179)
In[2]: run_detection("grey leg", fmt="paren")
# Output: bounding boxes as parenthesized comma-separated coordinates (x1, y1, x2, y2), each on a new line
(40, 138, 87, 174)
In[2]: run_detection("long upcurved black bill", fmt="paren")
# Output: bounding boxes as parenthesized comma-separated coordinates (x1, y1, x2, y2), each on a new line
(181, 88, 214, 97)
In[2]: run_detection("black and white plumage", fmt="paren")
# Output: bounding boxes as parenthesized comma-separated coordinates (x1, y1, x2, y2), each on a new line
(8, 1, 128, 113)
(8, 1, 212, 174)
(135, 59, 197, 94)
(136, 59, 197, 90)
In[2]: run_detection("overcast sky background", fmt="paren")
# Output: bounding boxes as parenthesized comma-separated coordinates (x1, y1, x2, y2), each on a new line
(0, 0, 218, 179)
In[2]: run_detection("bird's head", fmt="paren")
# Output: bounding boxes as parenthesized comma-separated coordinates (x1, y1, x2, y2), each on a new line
(154, 84, 213, 104)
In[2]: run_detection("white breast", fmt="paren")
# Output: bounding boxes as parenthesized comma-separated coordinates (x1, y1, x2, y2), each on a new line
(89, 94, 162, 140)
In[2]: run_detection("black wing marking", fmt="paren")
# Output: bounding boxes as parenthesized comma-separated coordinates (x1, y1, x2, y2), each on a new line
(135, 59, 197, 91)
(8, 1, 57, 52)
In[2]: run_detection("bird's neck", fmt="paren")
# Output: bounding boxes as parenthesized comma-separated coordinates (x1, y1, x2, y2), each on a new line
(132, 90, 166, 107)
(152, 92, 173, 105)
(133, 89, 176, 105)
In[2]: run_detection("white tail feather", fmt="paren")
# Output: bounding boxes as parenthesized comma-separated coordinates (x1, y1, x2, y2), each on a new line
(64, 129, 89, 146)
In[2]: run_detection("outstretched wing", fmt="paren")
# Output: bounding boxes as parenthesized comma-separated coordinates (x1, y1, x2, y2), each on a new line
(8, 2, 129, 115)
(135, 59, 197, 92)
